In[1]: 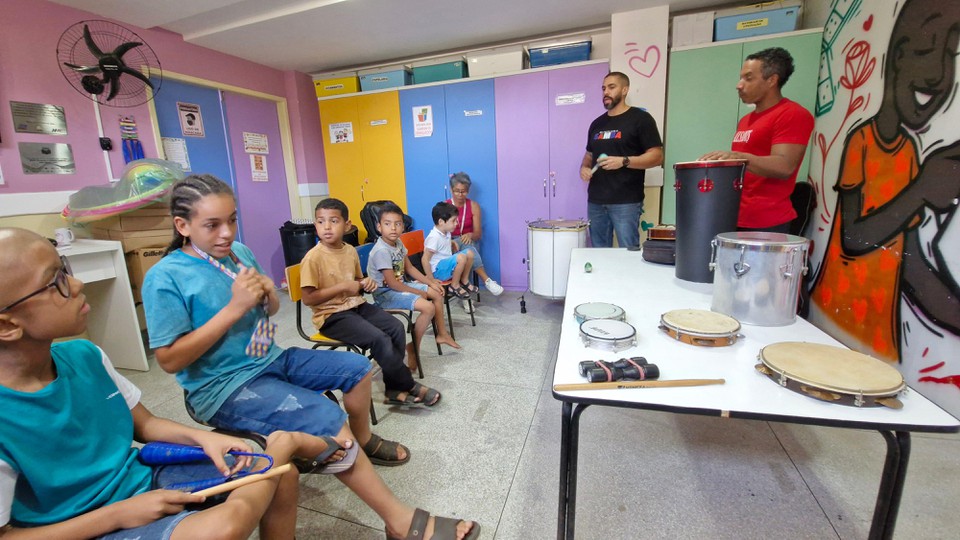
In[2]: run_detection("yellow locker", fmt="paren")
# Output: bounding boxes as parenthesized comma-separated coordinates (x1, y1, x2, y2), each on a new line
(319, 92, 407, 243)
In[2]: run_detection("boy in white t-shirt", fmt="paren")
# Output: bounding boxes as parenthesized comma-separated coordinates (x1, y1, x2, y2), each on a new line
(423, 202, 476, 299)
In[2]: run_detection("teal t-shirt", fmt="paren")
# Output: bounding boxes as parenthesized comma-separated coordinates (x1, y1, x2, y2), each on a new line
(0, 340, 152, 526)
(142, 242, 280, 421)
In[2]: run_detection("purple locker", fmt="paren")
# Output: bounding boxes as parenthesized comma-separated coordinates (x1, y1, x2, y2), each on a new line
(495, 63, 608, 291)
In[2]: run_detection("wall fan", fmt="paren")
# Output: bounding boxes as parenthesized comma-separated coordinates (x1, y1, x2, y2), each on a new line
(57, 20, 163, 108)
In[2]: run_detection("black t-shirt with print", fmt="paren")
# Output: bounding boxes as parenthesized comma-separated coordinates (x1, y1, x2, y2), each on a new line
(585, 107, 662, 204)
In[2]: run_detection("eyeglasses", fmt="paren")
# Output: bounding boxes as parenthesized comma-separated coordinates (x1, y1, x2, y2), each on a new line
(452, 189, 469, 195)
(0, 257, 73, 313)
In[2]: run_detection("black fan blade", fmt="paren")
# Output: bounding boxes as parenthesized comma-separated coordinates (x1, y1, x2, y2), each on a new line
(113, 41, 143, 59)
(119, 65, 154, 90)
(82, 24, 105, 58)
(105, 71, 121, 101)
(64, 62, 101, 75)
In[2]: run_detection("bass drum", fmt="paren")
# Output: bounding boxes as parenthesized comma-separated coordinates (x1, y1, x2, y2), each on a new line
(527, 219, 588, 299)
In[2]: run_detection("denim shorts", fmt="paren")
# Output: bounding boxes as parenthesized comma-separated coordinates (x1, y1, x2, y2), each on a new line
(372, 282, 427, 311)
(433, 255, 459, 281)
(98, 511, 195, 540)
(209, 347, 371, 438)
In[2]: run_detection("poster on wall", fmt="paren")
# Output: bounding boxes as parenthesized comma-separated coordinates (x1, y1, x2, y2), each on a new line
(413, 105, 433, 137)
(250, 154, 268, 182)
(177, 102, 205, 137)
(329, 122, 353, 144)
(243, 132, 269, 154)
(10, 101, 68, 135)
(161, 137, 192, 171)
(18, 142, 75, 174)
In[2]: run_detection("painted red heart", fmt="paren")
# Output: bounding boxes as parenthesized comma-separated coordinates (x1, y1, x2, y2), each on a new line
(627, 45, 661, 78)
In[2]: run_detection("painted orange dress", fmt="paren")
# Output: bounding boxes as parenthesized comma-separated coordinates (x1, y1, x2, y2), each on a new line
(811, 120, 919, 360)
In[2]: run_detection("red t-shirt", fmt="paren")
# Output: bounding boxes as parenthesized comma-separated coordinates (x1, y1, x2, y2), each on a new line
(731, 98, 814, 228)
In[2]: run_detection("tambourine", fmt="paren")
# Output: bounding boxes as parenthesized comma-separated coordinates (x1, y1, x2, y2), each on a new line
(659, 309, 742, 347)
(755, 342, 905, 408)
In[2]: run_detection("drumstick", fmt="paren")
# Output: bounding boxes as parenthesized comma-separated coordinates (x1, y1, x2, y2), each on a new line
(553, 379, 725, 391)
(193, 463, 293, 498)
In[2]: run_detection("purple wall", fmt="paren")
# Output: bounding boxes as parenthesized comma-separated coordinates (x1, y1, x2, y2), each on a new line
(0, 0, 325, 197)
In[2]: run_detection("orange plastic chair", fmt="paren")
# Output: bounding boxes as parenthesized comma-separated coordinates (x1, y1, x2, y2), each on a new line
(400, 230, 476, 338)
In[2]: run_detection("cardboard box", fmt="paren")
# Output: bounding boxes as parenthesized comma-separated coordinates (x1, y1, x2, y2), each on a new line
(527, 40, 592, 68)
(467, 46, 526, 77)
(126, 247, 166, 302)
(672, 11, 716, 47)
(87, 202, 173, 231)
(89, 227, 172, 253)
(314, 74, 360, 97)
(359, 66, 412, 91)
(714, 1, 801, 42)
(412, 57, 468, 84)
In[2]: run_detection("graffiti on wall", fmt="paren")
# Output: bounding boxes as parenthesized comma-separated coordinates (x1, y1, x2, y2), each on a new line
(807, 0, 960, 415)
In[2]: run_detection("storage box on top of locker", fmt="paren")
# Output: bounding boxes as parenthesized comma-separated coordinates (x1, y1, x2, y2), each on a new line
(412, 57, 468, 84)
(714, 1, 801, 42)
(359, 66, 412, 91)
(527, 39, 591, 68)
(314, 74, 360, 97)
(466, 46, 526, 77)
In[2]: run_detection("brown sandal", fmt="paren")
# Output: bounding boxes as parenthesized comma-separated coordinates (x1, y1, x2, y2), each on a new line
(386, 508, 480, 540)
(361, 433, 410, 466)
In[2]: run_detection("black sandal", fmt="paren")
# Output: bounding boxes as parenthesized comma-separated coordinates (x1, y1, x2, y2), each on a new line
(449, 285, 471, 299)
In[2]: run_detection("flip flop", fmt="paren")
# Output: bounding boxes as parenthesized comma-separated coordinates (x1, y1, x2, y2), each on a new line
(384, 388, 424, 406)
(295, 436, 358, 474)
(386, 508, 481, 540)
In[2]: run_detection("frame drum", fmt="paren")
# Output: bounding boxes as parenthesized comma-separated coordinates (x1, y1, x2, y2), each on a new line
(755, 342, 905, 408)
(573, 302, 626, 324)
(528, 219, 588, 299)
(579, 319, 637, 353)
(659, 309, 742, 347)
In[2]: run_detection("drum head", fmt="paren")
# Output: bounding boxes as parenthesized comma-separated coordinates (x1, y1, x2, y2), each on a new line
(661, 309, 740, 335)
(579, 319, 636, 352)
(714, 231, 809, 247)
(574, 302, 625, 323)
(759, 342, 905, 395)
(529, 219, 587, 230)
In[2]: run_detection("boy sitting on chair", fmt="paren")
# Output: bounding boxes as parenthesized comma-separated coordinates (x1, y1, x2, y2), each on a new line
(367, 202, 461, 371)
(300, 198, 442, 407)
(423, 202, 477, 300)
(0, 228, 308, 539)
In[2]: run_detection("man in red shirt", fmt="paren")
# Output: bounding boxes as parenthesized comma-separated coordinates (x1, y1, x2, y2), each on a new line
(701, 47, 814, 233)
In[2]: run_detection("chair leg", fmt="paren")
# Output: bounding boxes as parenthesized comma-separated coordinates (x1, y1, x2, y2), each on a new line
(467, 298, 476, 326)
(473, 271, 481, 303)
(370, 397, 378, 426)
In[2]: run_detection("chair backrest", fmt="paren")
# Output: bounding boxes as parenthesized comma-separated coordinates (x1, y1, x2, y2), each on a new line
(399, 230, 427, 275)
(359, 201, 414, 242)
(285, 264, 303, 302)
(356, 243, 374, 278)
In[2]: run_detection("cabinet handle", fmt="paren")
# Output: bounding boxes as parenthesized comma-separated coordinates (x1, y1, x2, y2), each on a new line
(361, 184, 365, 202)
(552, 177, 557, 197)
(543, 179, 547, 197)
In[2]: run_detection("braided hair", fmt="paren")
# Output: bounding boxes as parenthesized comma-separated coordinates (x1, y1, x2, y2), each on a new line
(164, 174, 235, 256)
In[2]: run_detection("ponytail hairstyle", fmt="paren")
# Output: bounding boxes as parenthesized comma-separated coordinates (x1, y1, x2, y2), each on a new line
(164, 174, 235, 256)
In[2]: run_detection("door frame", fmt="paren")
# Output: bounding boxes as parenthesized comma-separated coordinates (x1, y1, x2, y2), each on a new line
(145, 68, 301, 219)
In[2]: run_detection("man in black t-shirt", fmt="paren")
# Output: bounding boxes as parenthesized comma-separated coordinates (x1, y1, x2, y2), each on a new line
(579, 72, 663, 248)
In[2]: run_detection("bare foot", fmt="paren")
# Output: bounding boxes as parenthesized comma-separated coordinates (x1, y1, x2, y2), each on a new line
(405, 343, 418, 372)
(435, 334, 461, 349)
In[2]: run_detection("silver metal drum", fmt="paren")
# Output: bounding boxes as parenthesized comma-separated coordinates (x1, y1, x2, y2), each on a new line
(709, 232, 809, 326)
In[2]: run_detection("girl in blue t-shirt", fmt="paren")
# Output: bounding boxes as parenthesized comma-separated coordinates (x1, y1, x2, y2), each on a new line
(142, 175, 479, 540)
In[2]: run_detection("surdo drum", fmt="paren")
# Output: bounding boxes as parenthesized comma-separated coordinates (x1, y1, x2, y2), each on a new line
(527, 219, 588, 299)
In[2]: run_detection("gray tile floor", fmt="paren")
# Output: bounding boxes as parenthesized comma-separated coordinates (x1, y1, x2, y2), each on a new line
(121, 292, 960, 539)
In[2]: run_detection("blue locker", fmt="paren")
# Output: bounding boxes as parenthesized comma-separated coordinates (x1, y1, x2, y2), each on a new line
(443, 79, 500, 282)
(399, 86, 449, 232)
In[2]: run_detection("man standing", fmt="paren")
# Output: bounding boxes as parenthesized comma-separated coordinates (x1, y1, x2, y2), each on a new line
(580, 71, 663, 248)
(701, 47, 815, 233)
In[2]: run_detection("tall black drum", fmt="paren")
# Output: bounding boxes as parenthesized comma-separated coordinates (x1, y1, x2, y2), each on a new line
(673, 160, 745, 283)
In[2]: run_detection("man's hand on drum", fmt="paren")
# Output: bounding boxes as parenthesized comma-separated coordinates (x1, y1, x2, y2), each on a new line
(700, 150, 742, 161)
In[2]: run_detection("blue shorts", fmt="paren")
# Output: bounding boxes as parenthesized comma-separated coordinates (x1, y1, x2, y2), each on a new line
(209, 347, 371, 438)
(99, 511, 195, 540)
(433, 255, 459, 281)
(372, 282, 427, 311)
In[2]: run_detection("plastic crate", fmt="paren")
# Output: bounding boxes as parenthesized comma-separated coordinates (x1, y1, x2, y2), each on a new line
(714, 1, 801, 42)
(528, 41, 591, 68)
(412, 59, 468, 84)
(314, 75, 359, 97)
(359, 67, 412, 91)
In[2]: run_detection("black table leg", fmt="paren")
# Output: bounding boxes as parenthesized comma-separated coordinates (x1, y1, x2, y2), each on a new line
(558, 402, 590, 540)
(869, 430, 911, 540)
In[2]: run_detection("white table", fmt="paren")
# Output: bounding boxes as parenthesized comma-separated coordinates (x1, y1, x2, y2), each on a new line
(59, 239, 149, 371)
(553, 248, 959, 540)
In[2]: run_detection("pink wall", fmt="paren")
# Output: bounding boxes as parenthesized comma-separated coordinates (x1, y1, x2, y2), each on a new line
(0, 0, 325, 198)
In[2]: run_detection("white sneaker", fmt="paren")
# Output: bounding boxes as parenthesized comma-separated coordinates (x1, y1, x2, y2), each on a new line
(462, 298, 475, 313)
(485, 278, 504, 296)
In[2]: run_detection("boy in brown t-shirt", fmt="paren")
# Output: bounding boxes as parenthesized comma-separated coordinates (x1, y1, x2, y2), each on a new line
(300, 198, 441, 407)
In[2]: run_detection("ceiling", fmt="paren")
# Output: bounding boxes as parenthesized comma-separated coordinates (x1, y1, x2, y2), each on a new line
(50, 0, 731, 75)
